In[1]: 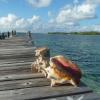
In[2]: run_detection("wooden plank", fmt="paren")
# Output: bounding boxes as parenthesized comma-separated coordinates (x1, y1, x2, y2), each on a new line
(0, 49, 35, 56)
(0, 59, 33, 65)
(45, 93, 100, 100)
(0, 47, 35, 52)
(0, 61, 33, 75)
(0, 37, 32, 48)
(0, 48, 35, 59)
(0, 66, 31, 75)
(0, 73, 44, 82)
(0, 78, 50, 91)
(0, 53, 34, 59)
(0, 61, 32, 67)
(0, 37, 29, 43)
(0, 55, 34, 60)
(0, 86, 92, 100)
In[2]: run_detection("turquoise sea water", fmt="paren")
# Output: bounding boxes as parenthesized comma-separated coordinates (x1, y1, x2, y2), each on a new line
(32, 33, 100, 93)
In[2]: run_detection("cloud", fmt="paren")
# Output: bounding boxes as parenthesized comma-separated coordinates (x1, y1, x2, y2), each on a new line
(55, 2, 96, 24)
(0, 14, 18, 30)
(0, 14, 40, 32)
(86, 0, 100, 4)
(48, 11, 52, 17)
(72, 24, 100, 32)
(0, 13, 100, 33)
(45, 0, 99, 32)
(27, 0, 52, 8)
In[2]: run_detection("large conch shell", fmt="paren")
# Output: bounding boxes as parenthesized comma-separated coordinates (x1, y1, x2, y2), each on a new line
(46, 55, 82, 87)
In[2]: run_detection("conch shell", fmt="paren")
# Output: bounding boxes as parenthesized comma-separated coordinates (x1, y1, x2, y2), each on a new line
(46, 55, 82, 87)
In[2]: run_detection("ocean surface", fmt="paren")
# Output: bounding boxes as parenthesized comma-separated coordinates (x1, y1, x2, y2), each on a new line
(31, 33, 100, 93)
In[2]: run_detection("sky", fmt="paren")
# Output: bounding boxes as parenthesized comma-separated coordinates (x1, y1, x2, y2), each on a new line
(0, 0, 100, 33)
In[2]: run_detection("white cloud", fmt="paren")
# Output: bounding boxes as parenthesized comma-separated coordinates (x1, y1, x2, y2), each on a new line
(72, 24, 100, 32)
(0, 13, 100, 33)
(45, 0, 100, 32)
(86, 0, 100, 4)
(27, 0, 52, 8)
(48, 11, 52, 17)
(27, 16, 40, 24)
(0, 14, 18, 30)
(0, 14, 40, 32)
(55, 2, 96, 24)
(0, 14, 17, 25)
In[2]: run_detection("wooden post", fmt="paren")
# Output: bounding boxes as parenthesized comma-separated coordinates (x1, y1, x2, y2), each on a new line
(31, 47, 50, 76)
(9, 31, 12, 38)
(2, 33, 5, 40)
(28, 31, 32, 40)
(13, 30, 16, 36)
(9, 30, 16, 38)
(0, 34, 1, 40)
(7, 31, 10, 38)
(27, 31, 34, 45)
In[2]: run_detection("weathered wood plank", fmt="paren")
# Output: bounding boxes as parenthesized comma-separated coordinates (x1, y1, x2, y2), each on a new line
(0, 59, 33, 64)
(0, 59, 33, 65)
(0, 61, 32, 67)
(0, 37, 29, 43)
(0, 61, 38, 75)
(0, 73, 44, 82)
(0, 66, 31, 75)
(0, 78, 50, 91)
(0, 37, 33, 49)
(0, 52, 34, 59)
(0, 40, 31, 47)
(0, 86, 92, 100)
(0, 55, 34, 60)
(0, 45, 32, 48)
(0, 48, 35, 58)
(45, 93, 100, 100)
(0, 47, 35, 52)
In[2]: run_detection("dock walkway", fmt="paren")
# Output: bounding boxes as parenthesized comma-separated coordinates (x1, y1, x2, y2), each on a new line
(0, 36, 100, 100)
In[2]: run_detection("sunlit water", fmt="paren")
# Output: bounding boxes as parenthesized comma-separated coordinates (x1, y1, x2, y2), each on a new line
(31, 33, 100, 93)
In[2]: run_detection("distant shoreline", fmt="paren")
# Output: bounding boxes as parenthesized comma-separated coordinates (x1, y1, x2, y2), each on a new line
(48, 32, 100, 35)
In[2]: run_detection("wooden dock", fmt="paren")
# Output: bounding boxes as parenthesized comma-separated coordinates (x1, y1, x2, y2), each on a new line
(0, 36, 100, 100)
